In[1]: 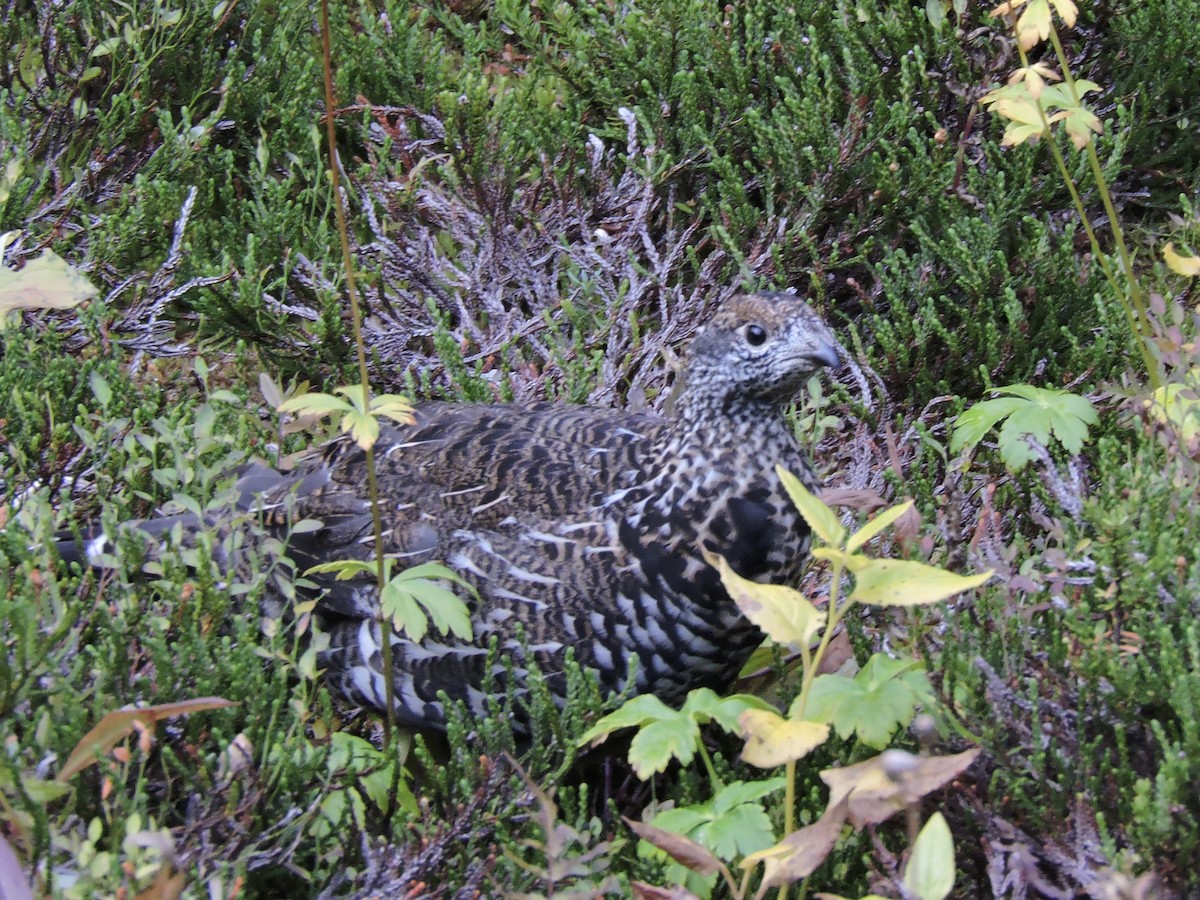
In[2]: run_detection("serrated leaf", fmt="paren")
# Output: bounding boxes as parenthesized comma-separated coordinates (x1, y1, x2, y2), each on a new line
(949, 397, 1025, 455)
(776, 466, 844, 546)
(904, 812, 955, 900)
(305, 559, 376, 580)
(370, 393, 416, 424)
(846, 500, 914, 553)
(850, 559, 994, 607)
(342, 409, 380, 449)
(705, 550, 824, 648)
(381, 578, 428, 643)
(628, 715, 700, 778)
(578, 694, 677, 746)
(740, 709, 831, 767)
(801, 655, 932, 749)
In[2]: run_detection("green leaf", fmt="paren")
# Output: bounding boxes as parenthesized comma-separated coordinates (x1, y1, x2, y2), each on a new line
(949, 397, 1025, 456)
(578, 693, 677, 746)
(849, 559, 994, 607)
(904, 813, 955, 900)
(89, 371, 112, 408)
(951, 385, 1097, 471)
(304, 559, 376, 580)
(628, 714, 700, 778)
(380, 578, 428, 643)
(648, 780, 784, 863)
(776, 465, 844, 546)
(799, 655, 933, 749)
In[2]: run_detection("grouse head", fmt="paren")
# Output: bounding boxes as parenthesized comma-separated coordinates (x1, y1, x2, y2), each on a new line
(682, 292, 840, 411)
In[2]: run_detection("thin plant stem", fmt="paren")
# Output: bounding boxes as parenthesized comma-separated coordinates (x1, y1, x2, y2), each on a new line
(317, 0, 397, 743)
(1000, 13, 1160, 387)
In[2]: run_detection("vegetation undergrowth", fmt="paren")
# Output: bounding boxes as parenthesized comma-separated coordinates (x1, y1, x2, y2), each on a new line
(1, 0, 1199, 895)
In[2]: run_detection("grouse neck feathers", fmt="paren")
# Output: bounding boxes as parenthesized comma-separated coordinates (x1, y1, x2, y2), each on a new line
(69, 292, 840, 731)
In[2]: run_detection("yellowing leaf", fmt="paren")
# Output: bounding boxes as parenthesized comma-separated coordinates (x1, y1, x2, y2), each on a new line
(988, 0, 1030, 16)
(705, 550, 825, 648)
(370, 393, 416, 424)
(0, 248, 99, 322)
(776, 466, 844, 546)
(846, 500, 914, 553)
(1164, 243, 1200, 277)
(342, 408, 380, 449)
(1145, 382, 1200, 443)
(1048, 0, 1077, 26)
(1015, 0, 1051, 49)
(739, 709, 830, 768)
(849, 559, 994, 607)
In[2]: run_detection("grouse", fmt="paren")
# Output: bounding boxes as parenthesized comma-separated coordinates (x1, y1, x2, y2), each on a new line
(63, 292, 839, 730)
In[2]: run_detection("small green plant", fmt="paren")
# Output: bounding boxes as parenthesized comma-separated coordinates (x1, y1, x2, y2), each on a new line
(949, 384, 1099, 470)
(979, 0, 1159, 385)
(582, 469, 991, 897)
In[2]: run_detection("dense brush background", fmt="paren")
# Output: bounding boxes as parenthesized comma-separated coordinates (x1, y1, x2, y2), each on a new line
(2, 0, 1199, 895)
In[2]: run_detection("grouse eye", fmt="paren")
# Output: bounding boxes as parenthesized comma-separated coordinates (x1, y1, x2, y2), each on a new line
(745, 324, 768, 346)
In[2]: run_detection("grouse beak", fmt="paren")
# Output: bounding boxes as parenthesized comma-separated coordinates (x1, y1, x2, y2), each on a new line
(806, 336, 841, 371)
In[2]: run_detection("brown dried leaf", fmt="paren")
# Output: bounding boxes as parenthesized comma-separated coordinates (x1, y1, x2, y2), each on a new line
(58, 697, 237, 781)
(741, 797, 849, 887)
(632, 882, 704, 900)
(624, 817, 721, 876)
(820, 748, 981, 828)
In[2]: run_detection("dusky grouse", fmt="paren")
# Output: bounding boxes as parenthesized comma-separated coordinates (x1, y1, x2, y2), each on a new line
(64, 292, 839, 730)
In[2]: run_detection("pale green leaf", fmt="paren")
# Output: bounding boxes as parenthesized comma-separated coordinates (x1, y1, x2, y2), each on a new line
(800, 655, 933, 749)
(381, 578, 428, 643)
(629, 715, 699, 778)
(277, 392, 353, 416)
(304, 559, 376, 580)
(846, 500, 915, 553)
(849, 559, 994, 607)
(578, 694, 677, 745)
(370, 393, 416, 424)
(904, 813, 955, 900)
(342, 409, 380, 450)
(776, 465, 844, 546)
(0, 249, 99, 320)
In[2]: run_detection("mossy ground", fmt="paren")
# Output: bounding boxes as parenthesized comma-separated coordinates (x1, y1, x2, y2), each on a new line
(2, 0, 1199, 895)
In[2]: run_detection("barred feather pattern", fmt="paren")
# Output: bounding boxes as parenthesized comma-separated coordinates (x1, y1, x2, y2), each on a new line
(67, 293, 839, 730)
(287, 292, 839, 728)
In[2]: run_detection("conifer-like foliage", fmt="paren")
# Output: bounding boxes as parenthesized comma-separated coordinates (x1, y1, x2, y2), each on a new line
(2, 0, 1200, 895)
